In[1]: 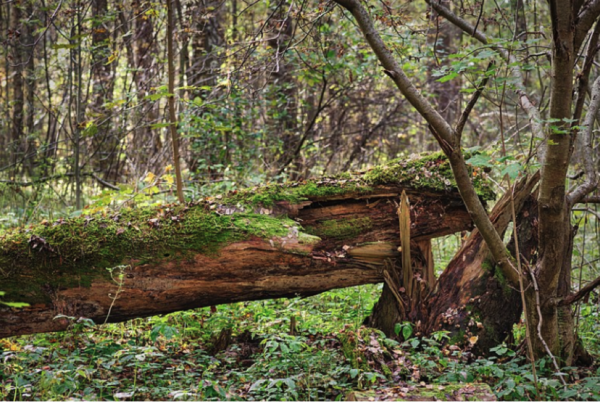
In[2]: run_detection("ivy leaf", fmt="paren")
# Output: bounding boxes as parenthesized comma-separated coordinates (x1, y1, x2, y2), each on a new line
(500, 162, 522, 179)
(402, 324, 413, 340)
(467, 154, 492, 168)
(437, 71, 458, 83)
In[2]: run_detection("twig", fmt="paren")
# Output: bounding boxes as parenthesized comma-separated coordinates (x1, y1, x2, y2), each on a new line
(455, 61, 494, 141)
(568, 75, 600, 206)
(0, 172, 119, 190)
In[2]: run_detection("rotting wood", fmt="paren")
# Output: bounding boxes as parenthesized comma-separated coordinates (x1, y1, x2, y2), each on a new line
(399, 190, 412, 297)
(0, 185, 474, 338)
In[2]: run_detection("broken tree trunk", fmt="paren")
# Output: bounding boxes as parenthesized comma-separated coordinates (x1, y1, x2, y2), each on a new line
(424, 173, 540, 353)
(1, 153, 492, 338)
(366, 172, 540, 355)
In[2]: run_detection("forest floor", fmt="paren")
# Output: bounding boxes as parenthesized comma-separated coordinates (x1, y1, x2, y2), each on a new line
(1, 283, 600, 401)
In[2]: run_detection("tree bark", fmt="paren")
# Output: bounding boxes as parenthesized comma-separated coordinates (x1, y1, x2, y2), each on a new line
(90, 0, 118, 182)
(9, 0, 25, 177)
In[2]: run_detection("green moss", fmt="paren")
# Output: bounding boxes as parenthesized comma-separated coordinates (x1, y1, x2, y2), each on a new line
(362, 151, 495, 201)
(0, 206, 301, 304)
(305, 217, 372, 240)
(226, 179, 371, 209)
(297, 232, 321, 245)
(493, 267, 511, 297)
(482, 258, 494, 272)
(222, 151, 494, 210)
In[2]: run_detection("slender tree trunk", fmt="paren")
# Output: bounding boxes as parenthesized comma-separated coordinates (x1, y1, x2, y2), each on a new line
(9, 0, 25, 178)
(426, 0, 461, 131)
(130, 0, 161, 175)
(90, 0, 117, 181)
(0, 1, 9, 167)
(532, 0, 574, 361)
(186, 0, 225, 176)
(166, 0, 185, 202)
(24, 1, 37, 177)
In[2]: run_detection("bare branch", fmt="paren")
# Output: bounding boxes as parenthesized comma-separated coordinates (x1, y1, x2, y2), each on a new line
(568, 75, 600, 206)
(332, 0, 520, 286)
(455, 62, 493, 140)
(575, 0, 600, 52)
(0, 173, 120, 191)
(580, 195, 600, 203)
(556, 275, 600, 306)
(572, 21, 600, 124)
(425, 0, 545, 158)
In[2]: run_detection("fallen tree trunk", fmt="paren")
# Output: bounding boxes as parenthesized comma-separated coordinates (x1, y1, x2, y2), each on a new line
(1, 153, 491, 338)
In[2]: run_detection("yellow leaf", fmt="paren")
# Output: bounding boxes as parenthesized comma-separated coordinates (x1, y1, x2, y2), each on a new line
(163, 174, 174, 185)
(144, 172, 156, 183)
(105, 50, 119, 65)
(165, 164, 173, 173)
(469, 336, 479, 345)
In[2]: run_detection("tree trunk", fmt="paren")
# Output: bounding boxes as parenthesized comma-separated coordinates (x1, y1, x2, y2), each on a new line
(0, 154, 485, 338)
(90, 0, 117, 182)
(130, 0, 161, 174)
(9, 0, 25, 177)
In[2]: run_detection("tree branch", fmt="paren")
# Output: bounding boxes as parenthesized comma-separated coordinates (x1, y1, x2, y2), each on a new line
(575, 0, 600, 52)
(0, 173, 120, 191)
(580, 195, 600, 203)
(425, 0, 545, 158)
(572, 21, 600, 124)
(455, 62, 493, 141)
(555, 275, 600, 306)
(332, 0, 520, 286)
(568, 75, 600, 206)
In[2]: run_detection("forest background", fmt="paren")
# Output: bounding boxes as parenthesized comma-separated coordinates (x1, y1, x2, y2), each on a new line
(1, 0, 600, 400)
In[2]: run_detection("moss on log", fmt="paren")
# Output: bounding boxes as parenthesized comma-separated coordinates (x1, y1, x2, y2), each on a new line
(0, 152, 493, 338)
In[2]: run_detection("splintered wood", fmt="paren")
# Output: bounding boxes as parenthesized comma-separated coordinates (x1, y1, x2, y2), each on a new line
(399, 191, 412, 297)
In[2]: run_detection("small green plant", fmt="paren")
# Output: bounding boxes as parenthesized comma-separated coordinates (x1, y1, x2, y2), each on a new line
(104, 265, 128, 324)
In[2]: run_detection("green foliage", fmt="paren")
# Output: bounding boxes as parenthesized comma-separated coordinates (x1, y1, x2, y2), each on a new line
(3, 282, 600, 401)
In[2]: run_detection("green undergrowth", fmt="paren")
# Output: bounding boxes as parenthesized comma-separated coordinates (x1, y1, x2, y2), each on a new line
(1, 284, 599, 401)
